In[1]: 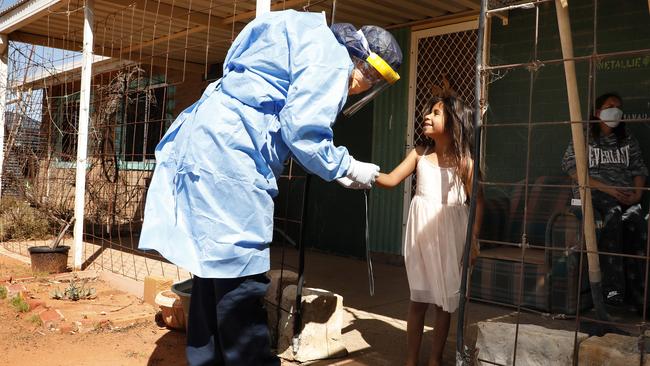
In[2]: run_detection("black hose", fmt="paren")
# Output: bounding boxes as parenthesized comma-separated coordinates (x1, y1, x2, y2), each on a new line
(456, 0, 487, 363)
(364, 189, 375, 296)
(292, 174, 311, 350)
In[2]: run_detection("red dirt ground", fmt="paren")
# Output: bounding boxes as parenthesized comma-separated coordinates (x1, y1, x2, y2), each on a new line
(0, 255, 187, 366)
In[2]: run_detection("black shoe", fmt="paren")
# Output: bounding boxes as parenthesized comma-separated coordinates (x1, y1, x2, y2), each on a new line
(604, 290, 625, 307)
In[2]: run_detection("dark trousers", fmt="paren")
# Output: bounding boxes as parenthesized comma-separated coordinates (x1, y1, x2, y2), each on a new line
(186, 274, 280, 366)
(596, 204, 645, 301)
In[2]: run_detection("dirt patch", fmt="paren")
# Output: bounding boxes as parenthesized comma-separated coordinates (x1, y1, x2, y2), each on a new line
(0, 255, 187, 366)
(0, 254, 330, 365)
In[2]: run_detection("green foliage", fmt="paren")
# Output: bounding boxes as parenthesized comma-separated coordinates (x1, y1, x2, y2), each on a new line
(50, 288, 62, 299)
(0, 286, 7, 300)
(0, 197, 54, 241)
(50, 279, 96, 301)
(28, 314, 42, 326)
(10, 295, 29, 312)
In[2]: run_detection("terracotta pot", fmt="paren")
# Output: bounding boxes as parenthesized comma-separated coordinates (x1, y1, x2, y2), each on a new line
(27, 246, 70, 274)
(171, 279, 192, 331)
(155, 290, 185, 331)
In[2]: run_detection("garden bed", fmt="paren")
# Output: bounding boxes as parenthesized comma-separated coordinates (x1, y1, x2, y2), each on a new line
(0, 254, 186, 366)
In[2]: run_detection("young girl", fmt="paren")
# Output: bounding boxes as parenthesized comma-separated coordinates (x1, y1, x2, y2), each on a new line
(376, 95, 482, 366)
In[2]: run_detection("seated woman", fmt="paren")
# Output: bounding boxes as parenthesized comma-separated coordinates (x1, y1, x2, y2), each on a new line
(561, 92, 648, 307)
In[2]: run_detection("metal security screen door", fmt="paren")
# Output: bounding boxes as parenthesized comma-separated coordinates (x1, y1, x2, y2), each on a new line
(403, 21, 479, 246)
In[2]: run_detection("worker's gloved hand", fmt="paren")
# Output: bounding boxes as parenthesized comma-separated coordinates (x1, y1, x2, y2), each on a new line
(336, 176, 370, 190)
(345, 157, 380, 188)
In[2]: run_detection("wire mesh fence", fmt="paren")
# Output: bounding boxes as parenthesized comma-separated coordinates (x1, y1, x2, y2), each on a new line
(456, 1, 650, 365)
(0, 0, 340, 281)
(412, 28, 478, 147)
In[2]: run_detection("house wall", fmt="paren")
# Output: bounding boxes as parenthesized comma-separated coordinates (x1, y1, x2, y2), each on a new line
(164, 67, 211, 117)
(32, 65, 210, 226)
(485, 0, 650, 194)
(30, 158, 151, 225)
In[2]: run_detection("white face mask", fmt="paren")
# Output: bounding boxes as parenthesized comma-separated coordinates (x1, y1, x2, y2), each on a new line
(599, 107, 623, 128)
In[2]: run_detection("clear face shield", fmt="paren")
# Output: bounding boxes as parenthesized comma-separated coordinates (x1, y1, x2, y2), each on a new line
(342, 53, 400, 117)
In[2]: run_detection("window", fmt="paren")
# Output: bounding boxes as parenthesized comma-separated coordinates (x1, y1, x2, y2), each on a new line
(121, 86, 166, 162)
(52, 94, 80, 162)
(49, 77, 170, 169)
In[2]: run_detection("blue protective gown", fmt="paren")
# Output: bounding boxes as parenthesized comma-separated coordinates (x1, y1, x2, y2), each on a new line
(138, 10, 353, 278)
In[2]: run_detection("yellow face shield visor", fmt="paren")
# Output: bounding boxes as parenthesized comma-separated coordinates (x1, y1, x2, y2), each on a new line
(366, 52, 400, 84)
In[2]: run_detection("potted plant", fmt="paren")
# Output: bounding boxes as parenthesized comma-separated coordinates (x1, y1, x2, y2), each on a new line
(28, 218, 74, 274)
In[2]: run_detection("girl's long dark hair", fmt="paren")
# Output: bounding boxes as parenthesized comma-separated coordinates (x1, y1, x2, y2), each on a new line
(423, 95, 475, 188)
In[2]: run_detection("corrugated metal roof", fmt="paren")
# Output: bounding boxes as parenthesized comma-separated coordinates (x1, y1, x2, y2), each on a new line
(0, 0, 30, 17)
(1, 0, 479, 72)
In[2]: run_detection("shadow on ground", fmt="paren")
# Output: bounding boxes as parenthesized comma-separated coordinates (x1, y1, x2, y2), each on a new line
(148, 329, 187, 366)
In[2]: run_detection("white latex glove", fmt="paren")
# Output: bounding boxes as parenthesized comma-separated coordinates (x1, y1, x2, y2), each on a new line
(346, 157, 380, 188)
(336, 176, 370, 190)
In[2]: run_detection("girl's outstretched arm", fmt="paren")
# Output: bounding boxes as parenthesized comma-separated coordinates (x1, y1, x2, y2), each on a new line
(375, 147, 421, 189)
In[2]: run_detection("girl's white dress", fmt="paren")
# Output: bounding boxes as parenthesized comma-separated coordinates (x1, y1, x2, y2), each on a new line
(404, 148, 469, 312)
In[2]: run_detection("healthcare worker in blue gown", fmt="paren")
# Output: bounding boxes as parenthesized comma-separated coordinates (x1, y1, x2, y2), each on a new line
(139, 9, 402, 366)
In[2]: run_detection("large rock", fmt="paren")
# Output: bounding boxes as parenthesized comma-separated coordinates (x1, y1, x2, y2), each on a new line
(277, 285, 347, 362)
(476, 322, 588, 366)
(579, 333, 650, 365)
(265, 269, 299, 345)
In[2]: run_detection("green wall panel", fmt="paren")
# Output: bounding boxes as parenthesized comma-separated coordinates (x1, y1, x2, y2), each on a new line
(369, 28, 411, 255)
(302, 98, 374, 258)
(486, 0, 650, 198)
